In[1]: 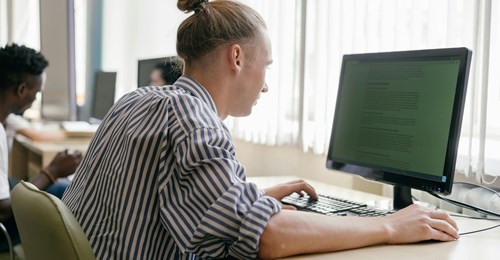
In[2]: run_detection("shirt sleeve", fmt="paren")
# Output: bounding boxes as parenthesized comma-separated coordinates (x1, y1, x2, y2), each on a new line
(159, 127, 282, 259)
(5, 114, 30, 131)
(0, 125, 11, 200)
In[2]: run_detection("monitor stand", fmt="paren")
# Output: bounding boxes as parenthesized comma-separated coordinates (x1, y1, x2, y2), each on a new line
(393, 185, 413, 210)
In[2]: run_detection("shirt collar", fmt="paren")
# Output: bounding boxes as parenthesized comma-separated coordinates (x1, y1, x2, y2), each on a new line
(174, 76, 218, 115)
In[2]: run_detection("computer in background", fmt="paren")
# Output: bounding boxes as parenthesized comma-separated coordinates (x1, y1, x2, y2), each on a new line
(92, 71, 117, 122)
(137, 56, 182, 87)
(62, 71, 116, 138)
(284, 47, 472, 215)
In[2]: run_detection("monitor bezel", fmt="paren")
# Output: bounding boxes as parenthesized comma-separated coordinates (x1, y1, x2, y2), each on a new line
(326, 47, 472, 196)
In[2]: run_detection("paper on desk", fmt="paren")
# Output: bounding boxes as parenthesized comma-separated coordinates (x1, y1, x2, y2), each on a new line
(61, 121, 99, 137)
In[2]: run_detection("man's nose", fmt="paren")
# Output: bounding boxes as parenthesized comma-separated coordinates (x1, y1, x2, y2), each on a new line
(262, 82, 269, 93)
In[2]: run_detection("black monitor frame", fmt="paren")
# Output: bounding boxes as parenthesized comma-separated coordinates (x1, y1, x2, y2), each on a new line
(92, 71, 117, 121)
(326, 48, 472, 209)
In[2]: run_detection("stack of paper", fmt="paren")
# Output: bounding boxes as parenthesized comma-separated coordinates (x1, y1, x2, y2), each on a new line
(61, 121, 99, 138)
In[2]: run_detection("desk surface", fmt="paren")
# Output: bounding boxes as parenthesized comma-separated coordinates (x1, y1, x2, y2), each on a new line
(10, 135, 91, 180)
(14, 134, 90, 154)
(249, 176, 500, 260)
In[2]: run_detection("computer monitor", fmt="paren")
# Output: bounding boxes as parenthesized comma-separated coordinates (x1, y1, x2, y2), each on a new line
(137, 56, 182, 87)
(326, 48, 472, 209)
(92, 71, 117, 121)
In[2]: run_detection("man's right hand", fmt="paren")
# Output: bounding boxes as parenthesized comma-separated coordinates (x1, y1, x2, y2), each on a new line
(264, 179, 318, 201)
(44, 149, 83, 179)
(382, 204, 459, 244)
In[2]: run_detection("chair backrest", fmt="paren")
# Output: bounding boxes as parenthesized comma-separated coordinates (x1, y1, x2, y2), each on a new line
(11, 181, 95, 260)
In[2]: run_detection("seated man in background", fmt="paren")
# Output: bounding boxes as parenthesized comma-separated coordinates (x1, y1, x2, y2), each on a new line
(0, 43, 82, 252)
(149, 56, 182, 86)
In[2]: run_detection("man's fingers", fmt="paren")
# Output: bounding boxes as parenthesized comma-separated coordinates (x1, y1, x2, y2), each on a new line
(427, 218, 459, 240)
(430, 209, 458, 230)
(282, 205, 297, 211)
(429, 227, 457, 241)
(290, 182, 317, 200)
(263, 180, 317, 201)
(286, 179, 304, 184)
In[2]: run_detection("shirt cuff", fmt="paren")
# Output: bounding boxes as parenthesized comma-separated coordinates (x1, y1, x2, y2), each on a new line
(229, 192, 282, 259)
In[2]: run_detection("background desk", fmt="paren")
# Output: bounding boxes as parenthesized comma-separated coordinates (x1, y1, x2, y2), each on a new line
(9, 135, 90, 180)
(249, 176, 500, 260)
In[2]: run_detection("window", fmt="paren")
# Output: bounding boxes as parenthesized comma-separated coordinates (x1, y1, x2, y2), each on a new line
(231, 0, 500, 179)
(0, 0, 7, 46)
(74, 0, 86, 106)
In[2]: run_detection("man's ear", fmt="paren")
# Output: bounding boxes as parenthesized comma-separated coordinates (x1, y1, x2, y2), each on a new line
(15, 82, 28, 97)
(228, 43, 243, 73)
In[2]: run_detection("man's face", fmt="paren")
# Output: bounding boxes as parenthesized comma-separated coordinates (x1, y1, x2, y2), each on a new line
(230, 29, 272, 117)
(13, 72, 45, 114)
(149, 69, 167, 86)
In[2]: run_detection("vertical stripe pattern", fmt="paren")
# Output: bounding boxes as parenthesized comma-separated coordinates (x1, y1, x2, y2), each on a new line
(62, 76, 281, 259)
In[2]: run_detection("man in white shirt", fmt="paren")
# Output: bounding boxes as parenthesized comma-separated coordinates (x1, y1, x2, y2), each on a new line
(0, 43, 82, 252)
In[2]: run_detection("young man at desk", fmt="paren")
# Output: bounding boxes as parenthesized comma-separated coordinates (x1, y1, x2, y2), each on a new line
(0, 43, 82, 252)
(62, 0, 459, 259)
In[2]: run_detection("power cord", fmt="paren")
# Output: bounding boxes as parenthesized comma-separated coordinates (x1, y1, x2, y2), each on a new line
(450, 213, 500, 221)
(428, 192, 500, 236)
(453, 181, 500, 199)
(458, 223, 500, 236)
(450, 213, 500, 235)
(428, 192, 500, 218)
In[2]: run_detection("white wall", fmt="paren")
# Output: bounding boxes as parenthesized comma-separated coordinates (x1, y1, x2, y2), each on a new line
(234, 139, 384, 195)
(101, 0, 187, 98)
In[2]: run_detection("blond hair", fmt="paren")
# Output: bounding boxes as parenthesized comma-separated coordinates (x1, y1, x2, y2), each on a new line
(176, 0, 266, 63)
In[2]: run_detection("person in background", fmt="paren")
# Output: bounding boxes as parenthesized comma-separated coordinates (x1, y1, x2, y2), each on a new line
(148, 56, 182, 86)
(62, 0, 459, 259)
(0, 43, 82, 252)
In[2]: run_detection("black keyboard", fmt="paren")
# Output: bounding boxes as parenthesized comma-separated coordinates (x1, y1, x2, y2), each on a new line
(282, 193, 393, 217)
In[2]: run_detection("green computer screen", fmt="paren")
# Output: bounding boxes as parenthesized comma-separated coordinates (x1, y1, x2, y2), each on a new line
(332, 57, 460, 180)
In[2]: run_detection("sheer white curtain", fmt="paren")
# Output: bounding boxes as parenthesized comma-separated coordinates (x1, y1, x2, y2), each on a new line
(233, 0, 500, 180)
(459, 0, 500, 180)
(303, 0, 475, 153)
(0, 0, 7, 46)
(74, 0, 87, 106)
(0, 0, 40, 49)
(228, 0, 301, 146)
(302, 0, 500, 179)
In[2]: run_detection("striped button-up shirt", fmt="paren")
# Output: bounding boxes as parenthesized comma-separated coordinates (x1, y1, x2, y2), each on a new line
(62, 76, 282, 259)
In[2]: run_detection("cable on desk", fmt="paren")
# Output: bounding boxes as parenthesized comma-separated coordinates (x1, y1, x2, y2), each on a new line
(458, 223, 500, 236)
(453, 181, 500, 199)
(428, 192, 500, 218)
(429, 193, 500, 235)
(450, 213, 500, 221)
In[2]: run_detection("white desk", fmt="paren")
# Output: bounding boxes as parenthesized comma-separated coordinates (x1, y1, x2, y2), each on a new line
(249, 176, 500, 260)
